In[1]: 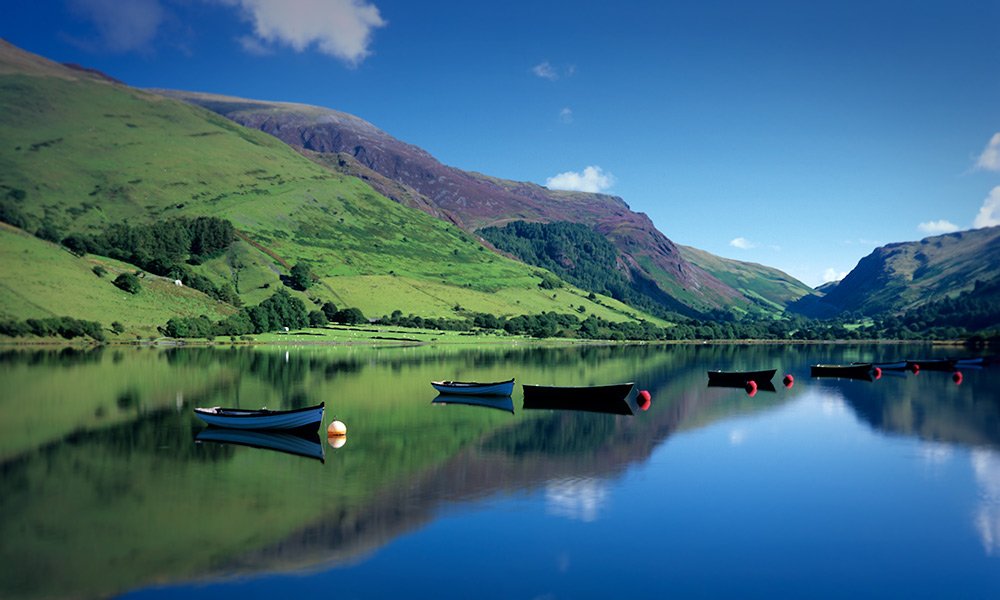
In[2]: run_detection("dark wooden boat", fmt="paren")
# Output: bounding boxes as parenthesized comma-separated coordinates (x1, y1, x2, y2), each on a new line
(195, 428, 325, 462)
(432, 394, 515, 414)
(810, 363, 874, 380)
(905, 359, 957, 372)
(706, 369, 776, 385)
(431, 378, 515, 396)
(522, 382, 636, 415)
(194, 402, 324, 430)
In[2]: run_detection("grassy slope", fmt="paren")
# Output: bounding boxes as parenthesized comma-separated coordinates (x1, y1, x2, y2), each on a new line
(0, 45, 658, 327)
(678, 244, 818, 312)
(0, 224, 234, 337)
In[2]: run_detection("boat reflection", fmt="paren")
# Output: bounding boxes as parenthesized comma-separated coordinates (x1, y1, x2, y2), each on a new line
(707, 379, 778, 393)
(431, 394, 515, 414)
(195, 428, 326, 463)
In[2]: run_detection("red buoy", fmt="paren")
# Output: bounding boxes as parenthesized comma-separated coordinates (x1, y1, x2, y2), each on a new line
(873, 367, 882, 380)
(910, 363, 920, 373)
(638, 389, 651, 403)
(953, 371, 963, 385)
(745, 380, 758, 396)
(782, 374, 794, 388)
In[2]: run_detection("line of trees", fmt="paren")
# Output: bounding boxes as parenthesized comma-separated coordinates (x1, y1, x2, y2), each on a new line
(0, 316, 106, 341)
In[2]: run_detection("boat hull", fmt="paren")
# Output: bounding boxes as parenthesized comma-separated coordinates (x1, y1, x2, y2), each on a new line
(522, 383, 636, 415)
(431, 378, 515, 396)
(706, 369, 776, 385)
(811, 364, 873, 380)
(194, 402, 324, 430)
(906, 359, 956, 371)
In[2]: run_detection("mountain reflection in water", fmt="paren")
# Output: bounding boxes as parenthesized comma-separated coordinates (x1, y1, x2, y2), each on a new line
(0, 344, 998, 599)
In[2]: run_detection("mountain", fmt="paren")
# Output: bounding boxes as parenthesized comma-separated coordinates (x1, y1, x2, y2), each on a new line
(799, 226, 1000, 316)
(0, 40, 652, 333)
(156, 89, 807, 316)
(678, 245, 818, 312)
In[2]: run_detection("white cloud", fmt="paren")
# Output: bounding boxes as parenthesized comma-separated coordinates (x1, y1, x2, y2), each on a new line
(546, 478, 609, 522)
(729, 237, 756, 250)
(976, 133, 1000, 171)
(69, 0, 165, 52)
(545, 166, 615, 193)
(532, 60, 558, 80)
(237, 34, 273, 56)
(558, 107, 573, 124)
(974, 186, 1000, 229)
(822, 268, 847, 283)
(918, 220, 960, 235)
(224, 0, 386, 65)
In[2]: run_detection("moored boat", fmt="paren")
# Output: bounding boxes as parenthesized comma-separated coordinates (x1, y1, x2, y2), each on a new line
(905, 359, 956, 372)
(193, 402, 325, 430)
(522, 382, 636, 415)
(706, 369, 776, 385)
(431, 378, 515, 397)
(862, 361, 908, 371)
(810, 363, 874, 380)
(195, 428, 325, 462)
(708, 379, 777, 392)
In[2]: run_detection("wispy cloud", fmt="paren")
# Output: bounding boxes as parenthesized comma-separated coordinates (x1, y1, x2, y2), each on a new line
(545, 166, 615, 193)
(558, 107, 573, 124)
(974, 186, 1000, 229)
(729, 237, 756, 250)
(976, 133, 1000, 171)
(532, 60, 558, 80)
(237, 34, 273, 56)
(918, 219, 960, 235)
(68, 0, 165, 52)
(223, 0, 386, 66)
(822, 268, 847, 283)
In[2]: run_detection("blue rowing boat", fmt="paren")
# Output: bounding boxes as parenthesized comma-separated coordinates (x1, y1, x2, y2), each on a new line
(431, 378, 515, 397)
(194, 402, 324, 430)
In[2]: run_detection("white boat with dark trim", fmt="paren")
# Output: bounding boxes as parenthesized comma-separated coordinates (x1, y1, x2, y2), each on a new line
(431, 378, 515, 397)
(194, 402, 324, 430)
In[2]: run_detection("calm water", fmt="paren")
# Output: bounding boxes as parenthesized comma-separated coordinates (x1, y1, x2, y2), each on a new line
(1, 343, 999, 599)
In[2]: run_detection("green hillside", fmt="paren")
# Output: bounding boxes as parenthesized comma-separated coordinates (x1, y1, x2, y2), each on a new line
(0, 41, 656, 332)
(679, 244, 818, 313)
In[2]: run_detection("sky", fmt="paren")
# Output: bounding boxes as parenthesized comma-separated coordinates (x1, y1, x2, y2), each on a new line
(3, 0, 999, 287)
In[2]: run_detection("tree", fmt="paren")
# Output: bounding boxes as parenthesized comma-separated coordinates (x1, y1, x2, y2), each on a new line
(309, 310, 328, 327)
(321, 301, 338, 321)
(113, 272, 141, 294)
(111, 321, 125, 334)
(289, 263, 313, 290)
(332, 307, 367, 325)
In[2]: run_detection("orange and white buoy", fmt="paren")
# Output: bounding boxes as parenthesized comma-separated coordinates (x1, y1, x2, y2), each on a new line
(327, 420, 347, 437)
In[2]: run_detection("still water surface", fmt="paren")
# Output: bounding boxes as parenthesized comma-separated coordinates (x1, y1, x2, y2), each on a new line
(1, 343, 999, 599)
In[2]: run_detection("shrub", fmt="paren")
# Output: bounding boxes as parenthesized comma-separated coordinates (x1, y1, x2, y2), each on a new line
(113, 272, 141, 294)
(92, 265, 107, 278)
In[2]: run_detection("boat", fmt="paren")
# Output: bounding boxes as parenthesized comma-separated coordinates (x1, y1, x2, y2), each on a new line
(195, 428, 325, 462)
(859, 361, 908, 371)
(953, 357, 985, 367)
(706, 369, 776, 385)
(193, 402, 325, 430)
(522, 382, 637, 415)
(810, 363, 874, 380)
(431, 378, 515, 397)
(432, 394, 515, 414)
(905, 359, 956, 372)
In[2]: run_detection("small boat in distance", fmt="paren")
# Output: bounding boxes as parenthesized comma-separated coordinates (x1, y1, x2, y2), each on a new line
(522, 382, 637, 415)
(905, 359, 956, 372)
(859, 361, 908, 371)
(707, 369, 776, 385)
(431, 378, 515, 397)
(432, 394, 515, 414)
(195, 428, 325, 462)
(810, 363, 874, 380)
(194, 402, 324, 431)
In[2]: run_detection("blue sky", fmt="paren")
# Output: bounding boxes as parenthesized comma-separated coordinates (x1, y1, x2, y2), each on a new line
(3, 0, 999, 286)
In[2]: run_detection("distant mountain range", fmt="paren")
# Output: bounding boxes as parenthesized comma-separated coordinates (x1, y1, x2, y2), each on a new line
(801, 226, 1000, 317)
(155, 89, 818, 316)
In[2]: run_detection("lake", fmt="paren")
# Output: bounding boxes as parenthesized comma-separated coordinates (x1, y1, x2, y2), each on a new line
(1, 343, 998, 599)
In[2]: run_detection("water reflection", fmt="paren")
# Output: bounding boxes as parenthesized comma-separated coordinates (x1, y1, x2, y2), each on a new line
(0, 343, 997, 599)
